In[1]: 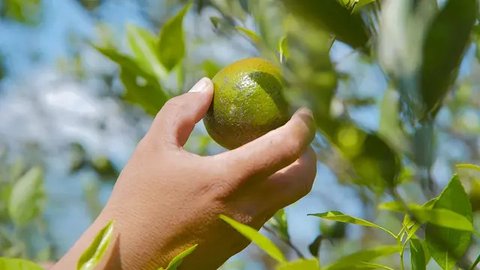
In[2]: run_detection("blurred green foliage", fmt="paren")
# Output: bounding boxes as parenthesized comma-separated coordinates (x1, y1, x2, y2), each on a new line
(0, 0, 42, 24)
(2, 0, 480, 269)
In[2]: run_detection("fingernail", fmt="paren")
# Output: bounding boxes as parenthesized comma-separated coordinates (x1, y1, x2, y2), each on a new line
(188, 77, 211, 93)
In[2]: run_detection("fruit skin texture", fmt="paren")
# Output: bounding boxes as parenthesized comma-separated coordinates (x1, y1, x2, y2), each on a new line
(204, 57, 290, 149)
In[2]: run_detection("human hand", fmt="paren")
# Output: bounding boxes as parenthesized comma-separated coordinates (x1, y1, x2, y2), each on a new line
(54, 77, 316, 270)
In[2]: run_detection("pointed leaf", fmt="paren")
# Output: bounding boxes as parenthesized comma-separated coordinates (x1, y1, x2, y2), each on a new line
(126, 24, 166, 80)
(410, 239, 426, 270)
(236, 26, 262, 44)
(308, 235, 323, 257)
(419, 0, 477, 119)
(219, 215, 286, 263)
(426, 175, 473, 270)
(95, 46, 169, 115)
(165, 244, 198, 270)
(276, 259, 320, 270)
(8, 167, 44, 226)
(309, 211, 396, 238)
(77, 220, 115, 270)
(158, 3, 191, 70)
(278, 36, 289, 63)
(324, 246, 400, 270)
(379, 202, 473, 231)
(456, 163, 480, 172)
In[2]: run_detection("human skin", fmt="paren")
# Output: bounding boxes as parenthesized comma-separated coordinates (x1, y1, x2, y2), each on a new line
(52, 77, 317, 270)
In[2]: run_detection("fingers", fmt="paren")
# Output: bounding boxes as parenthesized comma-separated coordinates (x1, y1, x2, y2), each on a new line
(147, 78, 213, 147)
(260, 147, 317, 208)
(218, 108, 315, 181)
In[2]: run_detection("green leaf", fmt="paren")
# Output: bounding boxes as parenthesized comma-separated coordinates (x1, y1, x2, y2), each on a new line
(456, 163, 480, 172)
(0, 257, 44, 270)
(94, 46, 158, 82)
(309, 211, 396, 238)
(77, 220, 115, 270)
(126, 24, 166, 81)
(164, 244, 198, 270)
(410, 239, 426, 270)
(8, 167, 44, 226)
(378, 88, 407, 153)
(119, 68, 168, 116)
(379, 202, 473, 231)
(219, 215, 286, 263)
(282, 0, 370, 49)
(95, 46, 169, 115)
(278, 36, 289, 63)
(276, 259, 320, 270)
(355, 262, 394, 270)
(426, 175, 473, 270)
(2, 0, 42, 24)
(236, 26, 262, 44)
(269, 209, 289, 241)
(202, 60, 221, 78)
(308, 235, 323, 257)
(323, 245, 400, 270)
(158, 3, 191, 71)
(419, 0, 477, 119)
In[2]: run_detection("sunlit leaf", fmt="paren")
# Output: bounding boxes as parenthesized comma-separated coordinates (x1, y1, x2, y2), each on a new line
(379, 202, 473, 231)
(309, 211, 396, 238)
(276, 259, 320, 270)
(282, 0, 370, 49)
(0, 257, 44, 270)
(456, 163, 480, 172)
(236, 26, 261, 44)
(219, 215, 286, 263)
(77, 220, 115, 270)
(278, 36, 289, 63)
(410, 239, 426, 270)
(158, 3, 191, 71)
(165, 244, 198, 270)
(323, 245, 400, 270)
(126, 24, 166, 81)
(8, 167, 44, 226)
(356, 262, 394, 270)
(419, 0, 477, 119)
(426, 175, 472, 270)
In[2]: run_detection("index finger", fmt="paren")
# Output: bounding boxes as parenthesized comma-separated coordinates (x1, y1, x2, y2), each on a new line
(216, 108, 315, 180)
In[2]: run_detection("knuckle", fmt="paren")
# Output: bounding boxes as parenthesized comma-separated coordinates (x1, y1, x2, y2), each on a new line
(283, 137, 302, 157)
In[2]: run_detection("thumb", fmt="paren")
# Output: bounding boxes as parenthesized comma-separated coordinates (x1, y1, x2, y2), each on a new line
(148, 78, 213, 147)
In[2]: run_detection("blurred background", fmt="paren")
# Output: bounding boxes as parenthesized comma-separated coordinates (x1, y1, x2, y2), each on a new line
(0, 0, 480, 269)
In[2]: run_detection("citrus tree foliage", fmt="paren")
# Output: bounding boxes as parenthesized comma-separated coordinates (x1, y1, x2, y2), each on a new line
(2, 0, 480, 269)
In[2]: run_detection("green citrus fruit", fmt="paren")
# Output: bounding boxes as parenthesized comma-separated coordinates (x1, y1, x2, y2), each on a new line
(204, 57, 290, 149)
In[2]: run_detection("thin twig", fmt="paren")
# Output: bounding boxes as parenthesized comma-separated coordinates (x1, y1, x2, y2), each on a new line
(263, 225, 305, 259)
